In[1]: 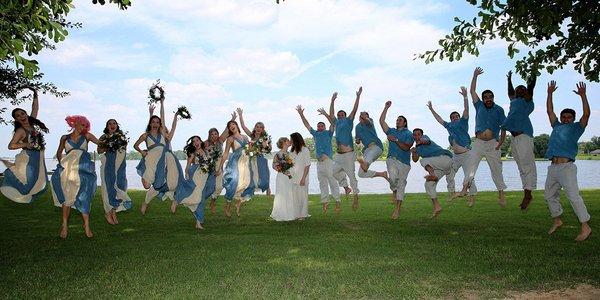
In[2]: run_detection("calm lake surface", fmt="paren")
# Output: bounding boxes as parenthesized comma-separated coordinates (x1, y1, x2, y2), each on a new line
(6, 159, 596, 194)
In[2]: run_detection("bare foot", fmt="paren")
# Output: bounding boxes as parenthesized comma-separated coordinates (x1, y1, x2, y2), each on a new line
(467, 195, 475, 207)
(170, 201, 177, 214)
(225, 204, 232, 218)
(267, 188, 272, 197)
(322, 203, 329, 214)
(141, 202, 148, 215)
(334, 202, 341, 214)
(196, 221, 205, 230)
(84, 226, 93, 238)
(59, 226, 68, 239)
(575, 223, 591, 242)
(352, 195, 359, 211)
(431, 207, 442, 218)
(392, 209, 400, 220)
(210, 199, 216, 215)
(498, 191, 506, 208)
(112, 211, 119, 225)
(236, 200, 242, 217)
(104, 213, 115, 225)
(548, 219, 563, 235)
(520, 189, 533, 210)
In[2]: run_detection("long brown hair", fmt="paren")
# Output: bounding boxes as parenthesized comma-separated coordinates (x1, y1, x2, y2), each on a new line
(290, 132, 305, 154)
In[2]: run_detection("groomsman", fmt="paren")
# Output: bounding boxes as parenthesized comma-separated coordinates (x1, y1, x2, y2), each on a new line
(426, 87, 477, 206)
(296, 104, 341, 214)
(330, 87, 361, 210)
(355, 111, 388, 180)
(503, 71, 537, 210)
(544, 81, 591, 242)
(380, 101, 414, 219)
(410, 129, 455, 218)
(460, 67, 508, 207)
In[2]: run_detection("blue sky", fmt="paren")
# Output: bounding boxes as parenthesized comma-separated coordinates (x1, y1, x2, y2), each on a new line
(1, 0, 598, 158)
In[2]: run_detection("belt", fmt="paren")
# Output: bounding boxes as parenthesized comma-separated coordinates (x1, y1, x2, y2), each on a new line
(551, 157, 572, 164)
(510, 131, 523, 137)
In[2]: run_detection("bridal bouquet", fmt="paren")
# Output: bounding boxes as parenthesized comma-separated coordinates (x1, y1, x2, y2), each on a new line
(272, 152, 294, 179)
(99, 131, 129, 152)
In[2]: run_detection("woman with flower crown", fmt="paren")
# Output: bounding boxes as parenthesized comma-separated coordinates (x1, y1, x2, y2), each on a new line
(236, 108, 272, 198)
(98, 119, 132, 225)
(133, 97, 184, 215)
(270, 137, 296, 221)
(217, 118, 253, 218)
(51, 115, 100, 239)
(1, 88, 49, 204)
(174, 136, 216, 230)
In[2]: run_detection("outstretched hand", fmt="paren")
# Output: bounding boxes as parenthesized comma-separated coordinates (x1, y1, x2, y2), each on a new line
(149, 104, 155, 116)
(356, 86, 363, 97)
(236, 107, 243, 115)
(384, 100, 392, 109)
(507, 70, 512, 80)
(331, 92, 338, 101)
(296, 105, 304, 114)
(230, 111, 237, 120)
(426, 101, 433, 110)
(474, 67, 484, 76)
(547, 81, 558, 94)
(573, 82, 586, 96)
(317, 108, 327, 115)
(459, 86, 467, 97)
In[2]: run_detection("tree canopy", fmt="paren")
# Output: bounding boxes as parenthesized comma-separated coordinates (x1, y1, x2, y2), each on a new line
(419, 0, 600, 82)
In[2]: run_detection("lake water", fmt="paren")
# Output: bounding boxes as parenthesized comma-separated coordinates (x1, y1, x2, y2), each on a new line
(5, 159, 597, 194)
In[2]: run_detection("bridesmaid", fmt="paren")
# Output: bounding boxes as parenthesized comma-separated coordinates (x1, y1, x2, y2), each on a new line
(51, 115, 99, 239)
(205, 112, 236, 214)
(133, 100, 183, 215)
(1, 88, 49, 203)
(218, 119, 254, 217)
(237, 108, 272, 197)
(175, 136, 216, 230)
(98, 119, 132, 225)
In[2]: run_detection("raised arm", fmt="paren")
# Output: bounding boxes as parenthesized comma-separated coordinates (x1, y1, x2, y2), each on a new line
(471, 67, 483, 104)
(348, 86, 362, 120)
(575, 82, 590, 127)
(507, 71, 515, 99)
(149, 104, 155, 117)
(166, 111, 179, 141)
(379, 101, 391, 133)
(296, 105, 312, 132)
(459, 86, 469, 119)
(526, 73, 537, 101)
(29, 88, 39, 119)
(218, 111, 237, 143)
(159, 100, 165, 129)
(426, 101, 445, 126)
(236, 108, 253, 136)
(546, 81, 558, 125)
(329, 92, 337, 121)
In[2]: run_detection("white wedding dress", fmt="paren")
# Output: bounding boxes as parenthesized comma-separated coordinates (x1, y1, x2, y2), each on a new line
(270, 150, 296, 221)
(290, 146, 311, 219)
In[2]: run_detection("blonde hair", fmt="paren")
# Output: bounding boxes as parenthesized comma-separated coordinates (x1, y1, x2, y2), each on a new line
(276, 137, 289, 149)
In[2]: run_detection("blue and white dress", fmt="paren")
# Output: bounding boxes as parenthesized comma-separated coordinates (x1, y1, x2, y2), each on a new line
(51, 136, 97, 214)
(99, 137, 132, 214)
(1, 129, 48, 203)
(136, 133, 183, 204)
(175, 152, 216, 223)
(206, 142, 224, 200)
(223, 137, 255, 202)
(255, 154, 270, 193)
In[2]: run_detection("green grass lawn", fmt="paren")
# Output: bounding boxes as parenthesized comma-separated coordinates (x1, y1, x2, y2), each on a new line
(1, 189, 598, 298)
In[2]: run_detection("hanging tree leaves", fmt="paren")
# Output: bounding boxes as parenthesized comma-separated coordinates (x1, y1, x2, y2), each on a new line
(418, 0, 600, 82)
